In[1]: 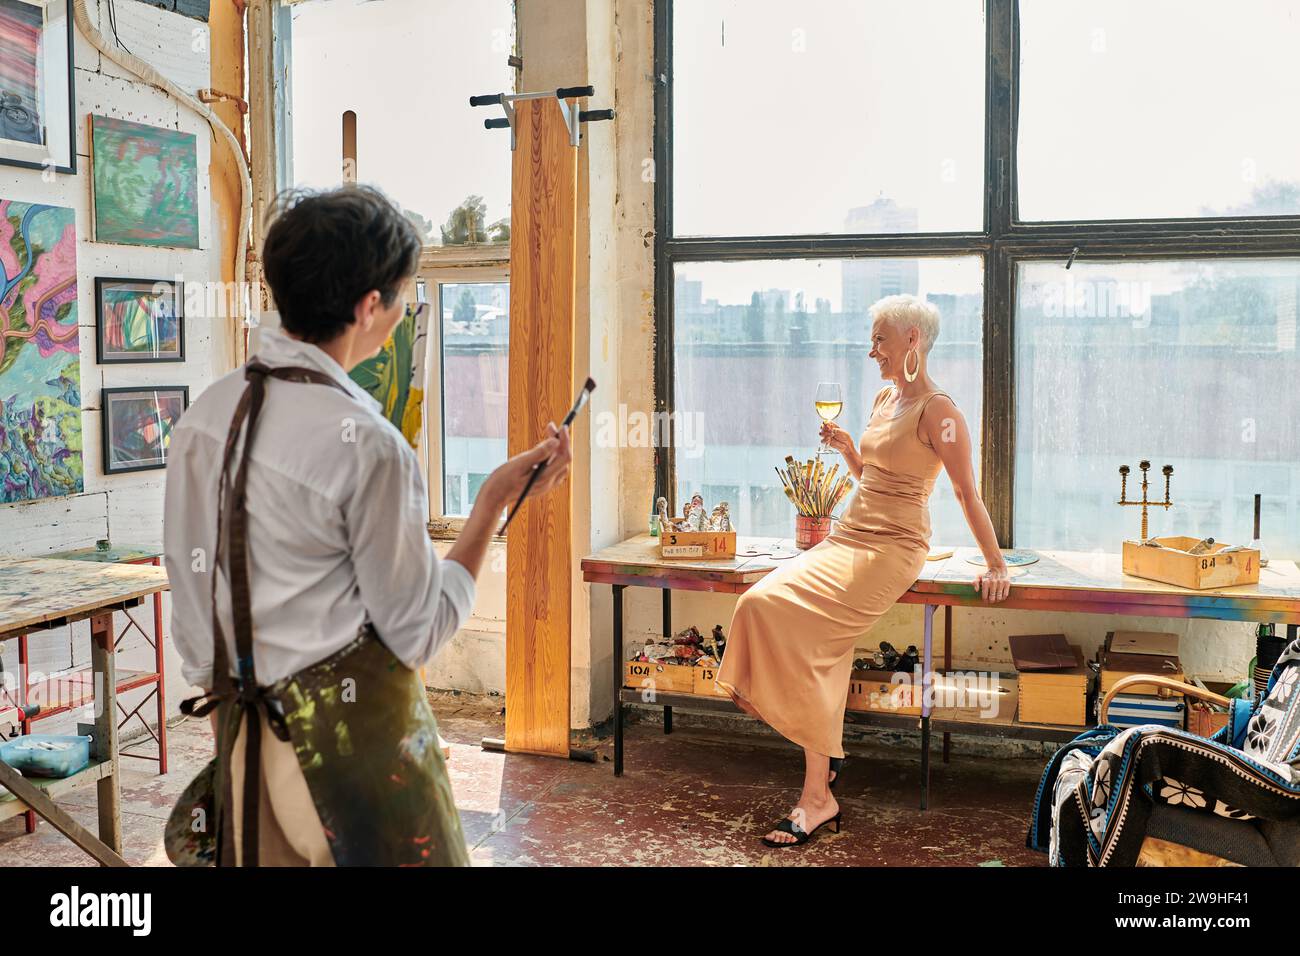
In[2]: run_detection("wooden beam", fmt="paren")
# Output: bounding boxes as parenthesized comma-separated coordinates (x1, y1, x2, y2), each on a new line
(504, 97, 577, 757)
(0, 762, 127, 867)
(89, 613, 123, 854)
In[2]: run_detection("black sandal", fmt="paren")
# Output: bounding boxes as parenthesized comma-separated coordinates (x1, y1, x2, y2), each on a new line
(761, 811, 843, 848)
(829, 756, 847, 790)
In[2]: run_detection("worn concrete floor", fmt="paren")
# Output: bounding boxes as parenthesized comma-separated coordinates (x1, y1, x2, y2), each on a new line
(0, 691, 1046, 866)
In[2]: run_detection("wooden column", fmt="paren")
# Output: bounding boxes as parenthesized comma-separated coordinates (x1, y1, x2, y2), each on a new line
(504, 98, 578, 757)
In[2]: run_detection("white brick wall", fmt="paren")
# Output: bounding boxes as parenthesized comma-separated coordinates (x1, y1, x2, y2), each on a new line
(0, 0, 222, 733)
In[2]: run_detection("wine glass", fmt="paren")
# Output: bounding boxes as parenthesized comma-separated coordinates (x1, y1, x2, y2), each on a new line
(814, 382, 843, 455)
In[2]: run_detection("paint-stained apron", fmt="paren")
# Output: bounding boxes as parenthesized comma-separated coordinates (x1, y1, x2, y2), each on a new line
(164, 360, 469, 867)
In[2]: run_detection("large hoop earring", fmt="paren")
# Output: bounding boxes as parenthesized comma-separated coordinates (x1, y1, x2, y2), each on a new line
(903, 347, 920, 383)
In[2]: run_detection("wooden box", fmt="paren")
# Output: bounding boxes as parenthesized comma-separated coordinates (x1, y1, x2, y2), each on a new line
(846, 669, 921, 716)
(1188, 703, 1231, 738)
(693, 663, 730, 698)
(658, 522, 737, 559)
(1122, 537, 1260, 590)
(1099, 630, 1183, 698)
(624, 660, 695, 696)
(932, 673, 1018, 723)
(1017, 645, 1090, 726)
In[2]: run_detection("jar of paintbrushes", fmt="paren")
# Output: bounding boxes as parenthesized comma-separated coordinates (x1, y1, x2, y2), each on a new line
(776, 455, 854, 550)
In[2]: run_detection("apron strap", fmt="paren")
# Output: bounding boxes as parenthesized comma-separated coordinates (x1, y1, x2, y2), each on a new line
(192, 358, 349, 866)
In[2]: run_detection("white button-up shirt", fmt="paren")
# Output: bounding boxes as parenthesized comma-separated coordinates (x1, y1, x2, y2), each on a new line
(163, 327, 476, 689)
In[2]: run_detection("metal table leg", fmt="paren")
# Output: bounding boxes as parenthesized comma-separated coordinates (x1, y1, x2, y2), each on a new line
(942, 604, 952, 764)
(662, 589, 672, 735)
(920, 603, 935, 810)
(613, 584, 625, 776)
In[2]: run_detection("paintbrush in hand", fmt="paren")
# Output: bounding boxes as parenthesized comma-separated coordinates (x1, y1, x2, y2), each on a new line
(497, 377, 596, 535)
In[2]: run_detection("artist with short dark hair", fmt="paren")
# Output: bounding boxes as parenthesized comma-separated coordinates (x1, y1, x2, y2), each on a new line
(162, 185, 572, 867)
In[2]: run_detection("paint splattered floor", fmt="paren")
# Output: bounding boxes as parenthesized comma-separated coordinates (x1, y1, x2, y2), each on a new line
(0, 692, 1046, 866)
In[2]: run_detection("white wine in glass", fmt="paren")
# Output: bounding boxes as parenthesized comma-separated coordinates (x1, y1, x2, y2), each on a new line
(814, 382, 843, 454)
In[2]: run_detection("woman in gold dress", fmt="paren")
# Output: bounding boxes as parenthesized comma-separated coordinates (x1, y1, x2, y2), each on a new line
(715, 294, 1012, 847)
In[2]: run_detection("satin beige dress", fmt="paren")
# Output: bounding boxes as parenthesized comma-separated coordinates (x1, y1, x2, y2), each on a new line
(716, 384, 953, 758)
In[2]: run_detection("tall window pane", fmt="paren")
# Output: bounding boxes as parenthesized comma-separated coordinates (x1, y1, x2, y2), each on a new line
(1018, 1, 1300, 222)
(672, 0, 986, 237)
(441, 282, 509, 516)
(1015, 258, 1300, 558)
(288, 0, 514, 243)
(674, 257, 983, 545)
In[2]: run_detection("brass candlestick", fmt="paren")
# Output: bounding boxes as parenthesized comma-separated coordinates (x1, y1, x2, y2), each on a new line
(1117, 460, 1173, 541)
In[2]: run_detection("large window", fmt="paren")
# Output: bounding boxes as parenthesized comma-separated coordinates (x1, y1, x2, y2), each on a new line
(658, 0, 1300, 559)
(675, 257, 983, 544)
(1017, 0, 1300, 222)
(281, 0, 516, 527)
(1015, 258, 1300, 551)
(672, 0, 986, 236)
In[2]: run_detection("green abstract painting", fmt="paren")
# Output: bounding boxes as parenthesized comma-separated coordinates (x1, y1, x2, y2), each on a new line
(0, 198, 82, 502)
(349, 304, 430, 448)
(90, 114, 200, 249)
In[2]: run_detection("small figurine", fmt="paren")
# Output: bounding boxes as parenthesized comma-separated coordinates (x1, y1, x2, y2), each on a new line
(708, 502, 732, 532)
(710, 624, 727, 659)
(685, 499, 705, 531)
(657, 496, 672, 535)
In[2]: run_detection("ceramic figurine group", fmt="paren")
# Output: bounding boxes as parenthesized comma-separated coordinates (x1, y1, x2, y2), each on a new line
(630, 624, 728, 669)
(657, 494, 732, 534)
(853, 641, 920, 674)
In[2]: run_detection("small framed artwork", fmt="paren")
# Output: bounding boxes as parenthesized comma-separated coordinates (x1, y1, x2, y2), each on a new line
(95, 278, 185, 363)
(0, 0, 75, 173)
(101, 386, 188, 475)
(90, 114, 200, 248)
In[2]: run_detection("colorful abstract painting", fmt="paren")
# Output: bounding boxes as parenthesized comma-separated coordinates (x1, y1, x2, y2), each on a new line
(101, 386, 187, 474)
(90, 115, 200, 249)
(0, 0, 44, 147)
(0, 198, 81, 502)
(95, 278, 183, 362)
(349, 303, 429, 448)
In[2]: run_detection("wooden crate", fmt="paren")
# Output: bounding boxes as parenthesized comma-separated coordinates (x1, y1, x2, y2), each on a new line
(1122, 537, 1260, 590)
(846, 669, 921, 716)
(624, 661, 696, 695)
(658, 524, 737, 559)
(693, 663, 731, 698)
(932, 674, 1018, 722)
(1099, 631, 1184, 698)
(1017, 646, 1090, 726)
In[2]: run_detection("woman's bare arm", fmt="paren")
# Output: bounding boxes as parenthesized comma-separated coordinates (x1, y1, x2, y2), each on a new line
(919, 396, 1010, 603)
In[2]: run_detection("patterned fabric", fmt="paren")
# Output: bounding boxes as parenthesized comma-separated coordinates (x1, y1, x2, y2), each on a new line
(1030, 636, 1300, 866)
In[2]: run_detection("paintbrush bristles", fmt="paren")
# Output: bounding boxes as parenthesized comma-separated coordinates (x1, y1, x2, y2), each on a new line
(775, 455, 854, 518)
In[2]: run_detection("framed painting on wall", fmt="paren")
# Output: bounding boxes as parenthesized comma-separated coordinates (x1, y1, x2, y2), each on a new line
(94, 278, 185, 363)
(101, 386, 188, 475)
(0, 197, 80, 501)
(0, 0, 75, 173)
(89, 114, 200, 248)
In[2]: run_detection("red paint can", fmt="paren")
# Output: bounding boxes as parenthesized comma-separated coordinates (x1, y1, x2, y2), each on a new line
(795, 515, 832, 550)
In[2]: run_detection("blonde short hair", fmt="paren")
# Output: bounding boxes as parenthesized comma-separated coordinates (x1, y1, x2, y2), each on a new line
(869, 294, 941, 353)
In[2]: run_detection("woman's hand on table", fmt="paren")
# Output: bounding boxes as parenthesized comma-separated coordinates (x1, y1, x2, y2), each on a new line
(974, 563, 1011, 603)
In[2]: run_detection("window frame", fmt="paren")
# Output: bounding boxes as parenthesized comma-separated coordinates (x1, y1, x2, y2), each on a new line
(271, 1, 517, 535)
(419, 247, 510, 536)
(654, 0, 1300, 544)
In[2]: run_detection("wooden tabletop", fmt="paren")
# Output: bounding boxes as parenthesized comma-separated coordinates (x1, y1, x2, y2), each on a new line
(582, 534, 1300, 622)
(907, 546, 1300, 622)
(0, 558, 171, 639)
(580, 534, 803, 592)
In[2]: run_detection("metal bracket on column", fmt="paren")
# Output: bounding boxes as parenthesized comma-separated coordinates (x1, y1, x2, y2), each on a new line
(470, 85, 614, 150)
